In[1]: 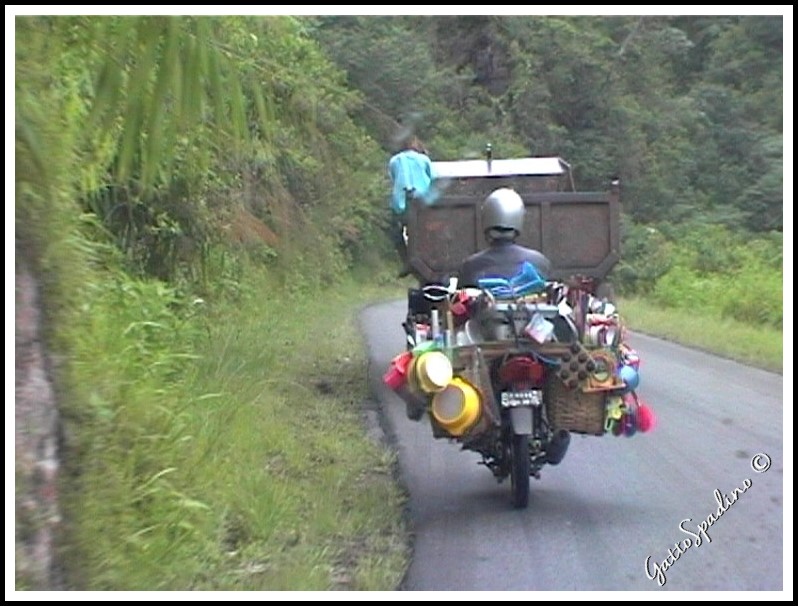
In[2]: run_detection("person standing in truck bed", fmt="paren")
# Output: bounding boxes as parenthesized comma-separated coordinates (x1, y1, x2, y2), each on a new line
(388, 135, 435, 277)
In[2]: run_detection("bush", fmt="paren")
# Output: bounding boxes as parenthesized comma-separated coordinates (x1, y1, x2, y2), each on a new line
(647, 224, 782, 329)
(610, 219, 673, 295)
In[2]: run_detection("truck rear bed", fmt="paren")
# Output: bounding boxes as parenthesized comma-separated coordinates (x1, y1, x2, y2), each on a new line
(405, 156, 621, 283)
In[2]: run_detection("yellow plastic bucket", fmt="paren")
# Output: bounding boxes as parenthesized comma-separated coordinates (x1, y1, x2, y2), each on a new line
(410, 351, 453, 394)
(431, 377, 482, 437)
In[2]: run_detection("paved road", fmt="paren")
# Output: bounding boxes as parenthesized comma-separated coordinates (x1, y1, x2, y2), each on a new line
(361, 300, 785, 592)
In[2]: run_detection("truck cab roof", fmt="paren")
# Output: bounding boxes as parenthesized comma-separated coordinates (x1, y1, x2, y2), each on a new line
(432, 157, 569, 180)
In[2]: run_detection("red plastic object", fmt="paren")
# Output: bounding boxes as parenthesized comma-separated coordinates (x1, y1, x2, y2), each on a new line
(383, 351, 414, 390)
(636, 403, 657, 432)
(393, 351, 413, 375)
(383, 366, 406, 390)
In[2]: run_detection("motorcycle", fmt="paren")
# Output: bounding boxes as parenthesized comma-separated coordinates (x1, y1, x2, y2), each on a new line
(384, 275, 654, 509)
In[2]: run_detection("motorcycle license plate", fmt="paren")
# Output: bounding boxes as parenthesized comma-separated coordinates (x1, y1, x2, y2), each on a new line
(501, 390, 542, 408)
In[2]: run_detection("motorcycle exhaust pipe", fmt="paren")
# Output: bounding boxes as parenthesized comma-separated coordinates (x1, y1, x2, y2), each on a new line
(545, 429, 571, 465)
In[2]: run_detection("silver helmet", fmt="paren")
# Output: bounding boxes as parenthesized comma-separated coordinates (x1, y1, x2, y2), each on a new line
(482, 188, 525, 239)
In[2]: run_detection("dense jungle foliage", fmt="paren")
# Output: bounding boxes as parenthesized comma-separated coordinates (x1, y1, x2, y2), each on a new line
(14, 14, 783, 589)
(311, 15, 784, 325)
(16, 15, 784, 330)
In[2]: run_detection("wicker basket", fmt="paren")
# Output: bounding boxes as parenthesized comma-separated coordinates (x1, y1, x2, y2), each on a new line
(545, 377, 607, 436)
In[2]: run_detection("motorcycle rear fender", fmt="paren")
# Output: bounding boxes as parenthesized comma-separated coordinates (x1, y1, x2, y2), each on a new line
(509, 406, 533, 435)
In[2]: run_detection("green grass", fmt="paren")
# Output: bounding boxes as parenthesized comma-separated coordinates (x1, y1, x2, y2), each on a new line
(618, 296, 783, 374)
(60, 269, 410, 590)
(187, 273, 411, 590)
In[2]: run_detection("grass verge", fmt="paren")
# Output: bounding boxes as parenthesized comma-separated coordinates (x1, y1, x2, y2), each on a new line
(618, 297, 783, 374)
(61, 269, 410, 590)
(185, 275, 409, 590)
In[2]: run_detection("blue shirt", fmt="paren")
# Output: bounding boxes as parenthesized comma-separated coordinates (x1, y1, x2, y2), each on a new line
(388, 150, 434, 214)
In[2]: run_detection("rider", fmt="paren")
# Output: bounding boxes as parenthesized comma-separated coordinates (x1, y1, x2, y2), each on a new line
(457, 187, 570, 470)
(458, 187, 552, 287)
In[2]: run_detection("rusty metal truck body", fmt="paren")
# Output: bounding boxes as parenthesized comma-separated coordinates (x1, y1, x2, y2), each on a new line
(405, 156, 621, 286)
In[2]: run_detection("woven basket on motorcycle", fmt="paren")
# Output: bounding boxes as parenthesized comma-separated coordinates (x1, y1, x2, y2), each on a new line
(544, 372, 606, 436)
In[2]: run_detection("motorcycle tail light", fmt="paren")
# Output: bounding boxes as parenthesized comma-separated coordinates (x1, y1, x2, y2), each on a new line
(498, 356, 545, 388)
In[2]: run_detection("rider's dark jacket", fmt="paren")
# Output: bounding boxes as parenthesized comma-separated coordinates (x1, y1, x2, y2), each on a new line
(458, 240, 552, 287)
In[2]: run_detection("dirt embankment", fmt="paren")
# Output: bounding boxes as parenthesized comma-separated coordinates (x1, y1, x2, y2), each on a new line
(15, 263, 62, 590)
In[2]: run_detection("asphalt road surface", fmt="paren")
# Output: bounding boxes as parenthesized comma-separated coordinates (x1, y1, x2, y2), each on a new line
(361, 299, 785, 592)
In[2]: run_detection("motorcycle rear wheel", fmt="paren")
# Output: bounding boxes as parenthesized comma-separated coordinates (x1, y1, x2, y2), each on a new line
(510, 434, 530, 509)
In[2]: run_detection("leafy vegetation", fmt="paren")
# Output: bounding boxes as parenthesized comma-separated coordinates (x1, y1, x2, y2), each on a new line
(312, 15, 783, 233)
(16, 14, 398, 590)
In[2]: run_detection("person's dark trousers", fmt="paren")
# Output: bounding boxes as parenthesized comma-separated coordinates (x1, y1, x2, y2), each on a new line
(391, 213, 411, 277)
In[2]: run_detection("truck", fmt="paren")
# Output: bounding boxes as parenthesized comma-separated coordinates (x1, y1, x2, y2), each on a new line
(404, 152, 621, 299)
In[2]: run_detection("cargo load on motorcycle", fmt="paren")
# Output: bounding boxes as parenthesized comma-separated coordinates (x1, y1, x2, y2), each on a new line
(383, 148, 657, 509)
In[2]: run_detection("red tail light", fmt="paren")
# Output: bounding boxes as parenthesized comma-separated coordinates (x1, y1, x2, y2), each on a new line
(498, 356, 545, 389)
